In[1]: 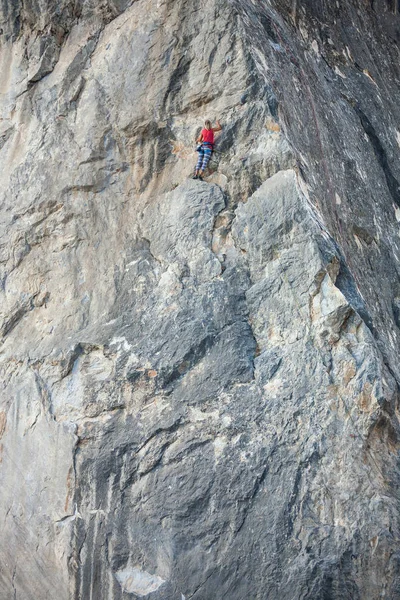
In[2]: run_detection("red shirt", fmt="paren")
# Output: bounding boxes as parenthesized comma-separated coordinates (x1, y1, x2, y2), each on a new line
(202, 128, 214, 144)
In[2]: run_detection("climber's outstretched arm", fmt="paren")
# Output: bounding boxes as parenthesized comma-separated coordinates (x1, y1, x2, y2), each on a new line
(213, 120, 222, 132)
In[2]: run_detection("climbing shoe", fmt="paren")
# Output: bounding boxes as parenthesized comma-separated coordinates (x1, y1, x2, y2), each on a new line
(192, 175, 198, 180)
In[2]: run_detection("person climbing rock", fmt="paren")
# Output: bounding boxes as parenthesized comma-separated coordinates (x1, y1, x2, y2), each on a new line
(193, 119, 222, 180)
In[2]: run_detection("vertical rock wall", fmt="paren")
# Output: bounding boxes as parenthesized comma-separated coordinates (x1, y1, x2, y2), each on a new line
(0, 0, 399, 598)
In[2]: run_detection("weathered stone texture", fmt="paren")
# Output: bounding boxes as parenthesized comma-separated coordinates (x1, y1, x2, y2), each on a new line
(0, 1, 399, 599)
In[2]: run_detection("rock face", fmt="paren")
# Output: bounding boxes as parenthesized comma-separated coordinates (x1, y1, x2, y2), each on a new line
(0, 1, 399, 598)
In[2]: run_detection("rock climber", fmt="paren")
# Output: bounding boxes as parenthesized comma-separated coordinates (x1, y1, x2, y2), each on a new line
(193, 119, 222, 180)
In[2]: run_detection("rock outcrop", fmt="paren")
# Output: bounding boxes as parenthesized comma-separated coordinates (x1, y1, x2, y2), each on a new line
(0, 1, 399, 598)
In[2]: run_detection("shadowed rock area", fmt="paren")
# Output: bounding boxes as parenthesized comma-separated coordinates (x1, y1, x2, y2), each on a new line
(0, 1, 399, 598)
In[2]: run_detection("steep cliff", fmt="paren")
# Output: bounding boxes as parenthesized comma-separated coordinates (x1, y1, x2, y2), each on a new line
(0, 1, 399, 598)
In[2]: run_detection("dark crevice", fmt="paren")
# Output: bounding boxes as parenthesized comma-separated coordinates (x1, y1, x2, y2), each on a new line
(234, 462, 270, 535)
(0, 125, 15, 150)
(0, 293, 38, 338)
(355, 106, 400, 208)
(162, 54, 193, 110)
(335, 258, 375, 333)
(158, 334, 216, 387)
(258, 12, 279, 44)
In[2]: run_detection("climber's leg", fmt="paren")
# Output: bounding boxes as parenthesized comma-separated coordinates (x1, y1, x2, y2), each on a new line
(194, 149, 204, 177)
(199, 147, 212, 177)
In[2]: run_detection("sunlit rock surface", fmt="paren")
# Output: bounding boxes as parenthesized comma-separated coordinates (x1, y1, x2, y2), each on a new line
(0, 1, 399, 598)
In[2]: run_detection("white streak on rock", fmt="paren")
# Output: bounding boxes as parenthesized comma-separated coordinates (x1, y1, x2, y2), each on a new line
(115, 568, 166, 596)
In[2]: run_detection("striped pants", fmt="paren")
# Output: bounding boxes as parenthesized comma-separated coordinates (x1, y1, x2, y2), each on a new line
(196, 144, 213, 172)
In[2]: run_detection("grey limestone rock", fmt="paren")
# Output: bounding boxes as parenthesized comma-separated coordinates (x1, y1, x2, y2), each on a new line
(0, 1, 399, 599)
